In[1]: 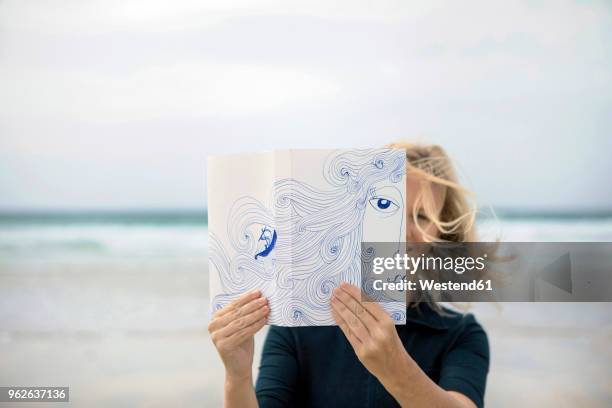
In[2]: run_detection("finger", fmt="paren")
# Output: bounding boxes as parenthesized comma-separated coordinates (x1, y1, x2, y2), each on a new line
(213, 290, 262, 318)
(333, 286, 377, 331)
(209, 296, 267, 332)
(217, 303, 270, 338)
(239, 296, 268, 316)
(331, 308, 361, 351)
(339, 282, 388, 321)
(331, 294, 369, 343)
(225, 316, 268, 348)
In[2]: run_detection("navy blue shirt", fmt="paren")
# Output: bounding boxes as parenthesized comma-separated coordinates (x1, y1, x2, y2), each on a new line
(255, 304, 489, 408)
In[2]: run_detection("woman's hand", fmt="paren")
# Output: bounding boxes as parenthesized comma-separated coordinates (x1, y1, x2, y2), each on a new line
(331, 283, 476, 408)
(208, 290, 270, 382)
(330, 283, 410, 383)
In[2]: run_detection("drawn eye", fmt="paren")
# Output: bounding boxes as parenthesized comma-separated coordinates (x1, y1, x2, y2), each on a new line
(376, 198, 391, 209)
(369, 196, 399, 215)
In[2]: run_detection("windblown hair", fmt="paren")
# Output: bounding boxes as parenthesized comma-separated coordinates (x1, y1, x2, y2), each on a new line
(387, 141, 477, 243)
(387, 141, 502, 312)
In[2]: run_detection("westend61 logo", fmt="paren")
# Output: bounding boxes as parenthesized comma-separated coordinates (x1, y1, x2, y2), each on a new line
(366, 244, 492, 294)
(361, 242, 612, 302)
(371, 252, 488, 275)
(363, 243, 494, 296)
(368, 251, 492, 294)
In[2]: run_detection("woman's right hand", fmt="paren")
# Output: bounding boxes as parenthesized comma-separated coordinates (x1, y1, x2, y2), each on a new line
(208, 290, 270, 382)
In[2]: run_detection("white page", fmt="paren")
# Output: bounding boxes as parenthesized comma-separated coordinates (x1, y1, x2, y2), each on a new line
(208, 148, 407, 326)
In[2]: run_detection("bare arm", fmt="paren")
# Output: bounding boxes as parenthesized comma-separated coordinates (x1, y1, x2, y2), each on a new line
(208, 290, 269, 408)
(224, 376, 258, 408)
(377, 350, 476, 408)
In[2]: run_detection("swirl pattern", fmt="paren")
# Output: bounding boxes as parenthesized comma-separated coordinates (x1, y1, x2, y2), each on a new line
(209, 148, 407, 325)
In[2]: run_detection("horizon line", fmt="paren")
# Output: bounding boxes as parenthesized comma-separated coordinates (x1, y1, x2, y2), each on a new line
(0, 207, 612, 220)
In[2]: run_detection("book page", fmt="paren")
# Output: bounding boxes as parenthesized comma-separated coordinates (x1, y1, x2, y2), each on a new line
(208, 148, 407, 326)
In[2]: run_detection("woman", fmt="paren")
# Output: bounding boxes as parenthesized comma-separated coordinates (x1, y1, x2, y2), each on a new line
(208, 142, 490, 407)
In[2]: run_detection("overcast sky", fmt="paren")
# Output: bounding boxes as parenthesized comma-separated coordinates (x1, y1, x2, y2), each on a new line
(0, 0, 610, 211)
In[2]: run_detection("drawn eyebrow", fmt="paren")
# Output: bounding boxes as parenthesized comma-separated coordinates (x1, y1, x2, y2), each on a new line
(370, 186, 402, 203)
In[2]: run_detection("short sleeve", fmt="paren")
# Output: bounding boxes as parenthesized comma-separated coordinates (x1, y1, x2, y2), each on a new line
(255, 326, 299, 408)
(438, 314, 490, 408)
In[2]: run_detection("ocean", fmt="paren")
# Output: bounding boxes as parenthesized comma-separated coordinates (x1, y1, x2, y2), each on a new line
(0, 210, 610, 407)
(1, 209, 611, 261)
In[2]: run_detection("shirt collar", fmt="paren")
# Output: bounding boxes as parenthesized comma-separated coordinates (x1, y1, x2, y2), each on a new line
(403, 303, 451, 330)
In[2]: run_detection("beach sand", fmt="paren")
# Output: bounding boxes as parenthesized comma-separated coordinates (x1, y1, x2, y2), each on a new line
(1, 257, 611, 407)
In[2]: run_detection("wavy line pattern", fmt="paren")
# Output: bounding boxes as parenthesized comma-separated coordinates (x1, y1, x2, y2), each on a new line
(210, 148, 407, 326)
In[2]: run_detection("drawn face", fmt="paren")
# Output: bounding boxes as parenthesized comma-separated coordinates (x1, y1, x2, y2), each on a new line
(362, 182, 404, 244)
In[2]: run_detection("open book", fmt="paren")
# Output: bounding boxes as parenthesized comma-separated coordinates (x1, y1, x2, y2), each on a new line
(208, 148, 407, 326)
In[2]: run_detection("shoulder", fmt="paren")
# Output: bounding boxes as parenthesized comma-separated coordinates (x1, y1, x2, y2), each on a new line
(442, 307, 488, 353)
(405, 303, 489, 358)
(442, 307, 487, 334)
(426, 307, 491, 383)
(406, 303, 486, 333)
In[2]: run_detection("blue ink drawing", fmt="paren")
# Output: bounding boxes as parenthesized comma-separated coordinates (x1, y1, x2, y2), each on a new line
(255, 226, 277, 259)
(209, 148, 407, 326)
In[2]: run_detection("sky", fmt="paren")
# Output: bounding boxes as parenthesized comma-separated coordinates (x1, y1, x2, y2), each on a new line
(0, 0, 611, 211)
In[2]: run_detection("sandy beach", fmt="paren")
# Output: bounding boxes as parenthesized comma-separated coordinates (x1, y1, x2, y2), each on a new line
(1, 259, 611, 407)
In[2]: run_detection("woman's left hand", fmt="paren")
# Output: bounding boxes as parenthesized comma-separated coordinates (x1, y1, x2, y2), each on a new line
(330, 282, 411, 383)
(332, 282, 478, 408)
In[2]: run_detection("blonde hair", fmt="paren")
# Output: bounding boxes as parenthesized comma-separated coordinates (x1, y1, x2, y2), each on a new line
(387, 141, 477, 243)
